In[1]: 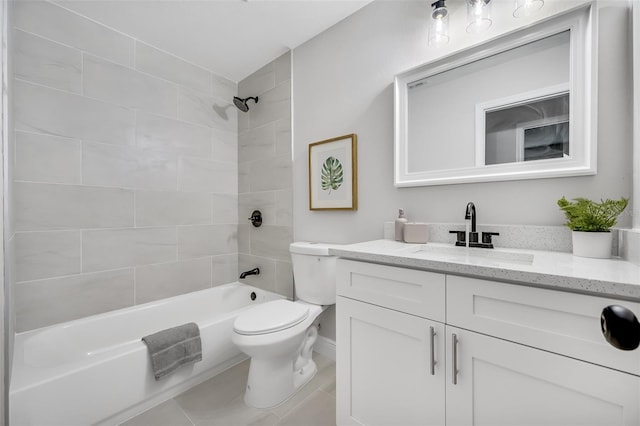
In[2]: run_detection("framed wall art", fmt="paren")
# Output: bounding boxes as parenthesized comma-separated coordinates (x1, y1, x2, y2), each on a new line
(308, 134, 357, 210)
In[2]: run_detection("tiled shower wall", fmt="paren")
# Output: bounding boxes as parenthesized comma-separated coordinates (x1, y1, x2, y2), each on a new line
(237, 52, 294, 299)
(11, 1, 239, 332)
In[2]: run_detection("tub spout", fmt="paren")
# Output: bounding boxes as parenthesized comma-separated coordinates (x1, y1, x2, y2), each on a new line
(240, 268, 260, 279)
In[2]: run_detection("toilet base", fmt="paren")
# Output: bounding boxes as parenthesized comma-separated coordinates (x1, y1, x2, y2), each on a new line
(243, 326, 319, 409)
(244, 356, 317, 409)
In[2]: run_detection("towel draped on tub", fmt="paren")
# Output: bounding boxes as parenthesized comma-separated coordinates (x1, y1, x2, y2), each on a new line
(142, 322, 203, 380)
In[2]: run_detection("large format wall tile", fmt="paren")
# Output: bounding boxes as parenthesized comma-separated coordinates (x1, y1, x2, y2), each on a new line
(136, 190, 211, 227)
(178, 224, 237, 260)
(178, 87, 237, 131)
(212, 128, 238, 163)
(274, 51, 292, 87)
(238, 162, 251, 194)
(275, 190, 293, 226)
(212, 74, 237, 103)
(178, 157, 237, 193)
(11, 0, 241, 329)
(82, 227, 177, 272)
(15, 182, 134, 231)
(135, 258, 211, 304)
(275, 261, 294, 300)
(238, 254, 276, 293)
(135, 42, 213, 95)
(13, 1, 134, 67)
(250, 225, 293, 262)
(238, 192, 275, 226)
(84, 55, 177, 117)
(82, 142, 178, 191)
(15, 231, 81, 282)
(15, 131, 81, 184)
(238, 62, 275, 99)
(14, 268, 135, 332)
(249, 154, 292, 192)
(237, 224, 250, 254)
(248, 80, 291, 128)
(14, 29, 81, 93)
(212, 254, 238, 286)
(136, 112, 212, 158)
(212, 193, 238, 224)
(239, 122, 275, 163)
(276, 118, 292, 155)
(238, 51, 293, 300)
(14, 80, 135, 146)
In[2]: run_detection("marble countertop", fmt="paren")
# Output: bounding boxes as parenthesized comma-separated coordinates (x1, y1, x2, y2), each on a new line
(329, 240, 640, 301)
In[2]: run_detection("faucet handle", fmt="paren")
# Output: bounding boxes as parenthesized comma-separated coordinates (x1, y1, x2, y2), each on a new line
(449, 230, 466, 247)
(481, 232, 500, 245)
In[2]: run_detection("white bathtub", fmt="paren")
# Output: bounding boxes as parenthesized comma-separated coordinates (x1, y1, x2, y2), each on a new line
(10, 282, 283, 426)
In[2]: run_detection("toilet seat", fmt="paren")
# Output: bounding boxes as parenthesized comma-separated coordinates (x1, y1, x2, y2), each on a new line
(234, 300, 310, 336)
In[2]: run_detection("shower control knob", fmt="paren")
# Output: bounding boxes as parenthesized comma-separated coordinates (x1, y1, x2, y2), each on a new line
(600, 305, 640, 350)
(248, 210, 262, 227)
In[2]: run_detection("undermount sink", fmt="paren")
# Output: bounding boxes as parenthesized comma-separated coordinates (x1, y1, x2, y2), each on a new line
(405, 244, 535, 265)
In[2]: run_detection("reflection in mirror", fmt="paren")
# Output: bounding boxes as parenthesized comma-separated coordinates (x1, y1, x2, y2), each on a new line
(484, 91, 570, 165)
(394, 5, 596, 187)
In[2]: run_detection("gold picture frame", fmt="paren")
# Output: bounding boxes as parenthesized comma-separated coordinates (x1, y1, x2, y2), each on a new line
(308, 134, 357, 211)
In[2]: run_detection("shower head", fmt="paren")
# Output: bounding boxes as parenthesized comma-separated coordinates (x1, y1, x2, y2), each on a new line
(233, 96, 259, 112)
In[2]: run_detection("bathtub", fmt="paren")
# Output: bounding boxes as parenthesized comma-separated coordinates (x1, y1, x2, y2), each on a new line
(10, 282, 283, 426)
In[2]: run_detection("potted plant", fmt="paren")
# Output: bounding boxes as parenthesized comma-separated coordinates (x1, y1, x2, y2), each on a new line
(557, 196, 629, 258)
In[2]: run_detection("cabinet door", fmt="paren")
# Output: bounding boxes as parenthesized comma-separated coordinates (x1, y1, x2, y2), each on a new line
(446, 326, 640, 426)
(337, 296, 445, 426)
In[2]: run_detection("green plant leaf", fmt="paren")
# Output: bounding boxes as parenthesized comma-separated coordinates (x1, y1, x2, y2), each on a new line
(321, 156, 343, 194)
(557, 196, 629, 232)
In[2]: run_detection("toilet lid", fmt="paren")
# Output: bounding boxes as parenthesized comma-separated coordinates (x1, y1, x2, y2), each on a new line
(233, 300, 310, 335)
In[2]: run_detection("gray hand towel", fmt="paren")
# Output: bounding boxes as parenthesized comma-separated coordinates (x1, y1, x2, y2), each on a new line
(142, 322, 202, 380)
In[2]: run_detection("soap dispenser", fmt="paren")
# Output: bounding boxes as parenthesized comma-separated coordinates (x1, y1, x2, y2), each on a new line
(395, 209, 408, 242)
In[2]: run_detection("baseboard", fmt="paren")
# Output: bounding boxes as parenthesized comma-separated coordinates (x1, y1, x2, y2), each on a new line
(313, 335, 336, 361)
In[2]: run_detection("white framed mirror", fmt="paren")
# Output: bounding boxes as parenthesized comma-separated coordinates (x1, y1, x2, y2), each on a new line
(394, 5, 596, 187)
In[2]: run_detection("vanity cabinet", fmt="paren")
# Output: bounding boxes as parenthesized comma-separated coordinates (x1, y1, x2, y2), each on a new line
(336, 259, 640, 426)
(337, 296, 445, 426)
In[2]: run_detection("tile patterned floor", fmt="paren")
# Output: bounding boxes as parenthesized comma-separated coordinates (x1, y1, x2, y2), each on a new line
(120, 353, 336, 426)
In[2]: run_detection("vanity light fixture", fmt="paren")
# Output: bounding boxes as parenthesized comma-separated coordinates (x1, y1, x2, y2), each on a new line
(429, 0, 450, 47)
(466, 0, 492, 34)
(513, 0, 544, 18)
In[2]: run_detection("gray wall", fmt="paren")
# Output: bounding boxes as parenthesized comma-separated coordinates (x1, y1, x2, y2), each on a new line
(292, 1, 633, 246)
(292, 1, 633, 340)
(237, 52, 294, 299)
(11, 1, 239, 332)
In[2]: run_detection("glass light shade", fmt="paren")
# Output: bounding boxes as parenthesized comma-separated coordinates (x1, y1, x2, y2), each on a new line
(429, 6, 450, 47)
(466, 0, 492, 34)
(513, 0, 544, 18)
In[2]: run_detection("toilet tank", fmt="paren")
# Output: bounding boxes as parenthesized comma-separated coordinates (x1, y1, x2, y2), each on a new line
(290, 242, 339, 305)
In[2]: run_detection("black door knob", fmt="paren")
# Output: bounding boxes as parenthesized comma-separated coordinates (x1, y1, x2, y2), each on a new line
(600, 305, 640, 350)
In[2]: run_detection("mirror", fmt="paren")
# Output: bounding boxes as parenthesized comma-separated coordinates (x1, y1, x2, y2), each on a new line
(394, 5, 596, 187)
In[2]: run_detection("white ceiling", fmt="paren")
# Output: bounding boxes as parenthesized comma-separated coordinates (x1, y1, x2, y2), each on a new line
(55, 0, 373, 82)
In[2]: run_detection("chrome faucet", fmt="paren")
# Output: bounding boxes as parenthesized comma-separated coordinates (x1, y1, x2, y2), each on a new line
(239, 267, 260, 279)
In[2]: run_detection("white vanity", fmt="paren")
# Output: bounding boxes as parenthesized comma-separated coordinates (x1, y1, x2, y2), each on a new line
(332, 240, 640, 426)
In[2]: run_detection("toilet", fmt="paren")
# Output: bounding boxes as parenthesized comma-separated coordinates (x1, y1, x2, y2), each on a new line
(232, 242, 338, 408)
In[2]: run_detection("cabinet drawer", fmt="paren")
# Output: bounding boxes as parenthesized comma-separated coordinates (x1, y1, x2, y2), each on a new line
(447, 275, 640, 376)
(337, 259, 445, 322)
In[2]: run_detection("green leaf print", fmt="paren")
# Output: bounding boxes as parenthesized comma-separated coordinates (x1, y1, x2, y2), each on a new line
(321, 156, 343, 194)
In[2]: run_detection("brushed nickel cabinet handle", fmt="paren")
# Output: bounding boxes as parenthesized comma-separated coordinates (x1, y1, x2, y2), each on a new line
(452, 333, 459, 385)
(429, 326, 436, 375)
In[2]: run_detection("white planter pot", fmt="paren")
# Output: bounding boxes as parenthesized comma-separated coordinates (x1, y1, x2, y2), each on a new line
(571, 231, 613, 259)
